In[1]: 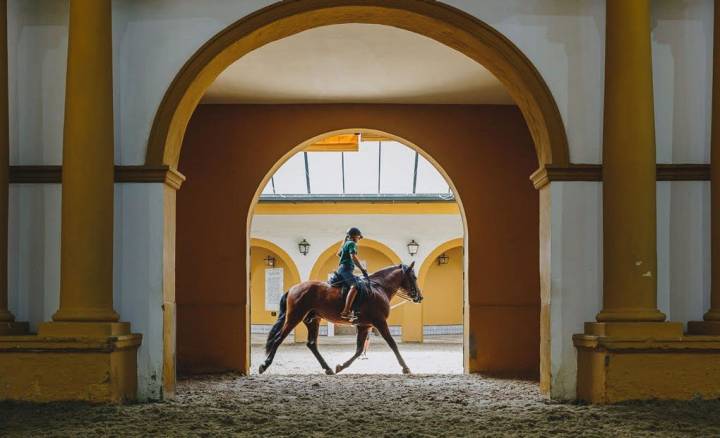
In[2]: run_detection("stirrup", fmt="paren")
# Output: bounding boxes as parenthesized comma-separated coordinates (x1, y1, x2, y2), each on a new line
(341, 311, 358, 322)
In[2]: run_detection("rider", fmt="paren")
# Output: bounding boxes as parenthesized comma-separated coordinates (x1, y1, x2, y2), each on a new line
(338, 227, 370, 321)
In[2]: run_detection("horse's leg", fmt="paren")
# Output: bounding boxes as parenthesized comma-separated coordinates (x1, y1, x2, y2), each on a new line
(304, 314, 334, 375)
(258, 310, 306, 374)
(335, 325, 370, 374)
(374, 319, 411, 374)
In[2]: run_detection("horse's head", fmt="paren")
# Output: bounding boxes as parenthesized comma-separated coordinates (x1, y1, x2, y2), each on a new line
(400, 262, 423, 303)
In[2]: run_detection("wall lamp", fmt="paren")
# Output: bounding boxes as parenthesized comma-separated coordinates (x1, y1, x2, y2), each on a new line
(407, 240, 419, 257)
(264, 255, 276, 268)
(298, 239, 311, 256)
(437, 253, 449, 265)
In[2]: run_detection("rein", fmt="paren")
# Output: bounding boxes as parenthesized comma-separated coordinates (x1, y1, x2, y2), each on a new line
(366, 279, 415, 303)
(395, 289, 415, 302)
(368, 279, 415, 303)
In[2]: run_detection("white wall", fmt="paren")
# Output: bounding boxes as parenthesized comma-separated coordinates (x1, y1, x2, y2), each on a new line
(113, 183, 166, 401)
(548, 182, 603, 399)
(8, 184, 61, 330)
(250, 213, 463, 280)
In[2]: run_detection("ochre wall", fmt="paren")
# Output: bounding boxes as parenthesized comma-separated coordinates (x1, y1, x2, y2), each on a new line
(250, 246, 301, 325)
(422, 246, 463, 326)
(176, 104, 539, 377)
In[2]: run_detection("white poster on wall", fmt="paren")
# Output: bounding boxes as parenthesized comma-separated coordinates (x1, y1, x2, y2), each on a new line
(265, 268, 284, 311)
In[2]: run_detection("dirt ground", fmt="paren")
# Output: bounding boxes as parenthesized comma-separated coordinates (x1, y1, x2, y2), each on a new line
(249, 334, 464, 374)
(2, 340, 720, 437)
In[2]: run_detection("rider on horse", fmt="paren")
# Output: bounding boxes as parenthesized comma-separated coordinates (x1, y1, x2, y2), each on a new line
(338, 227, 370, 322)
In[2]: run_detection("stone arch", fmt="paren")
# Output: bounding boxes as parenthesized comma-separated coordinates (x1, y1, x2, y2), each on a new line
(249, 238, 301, 286)
(146, 0, 569, 170)
(309, 238, 402, 281)
(418, 238, 464, 288)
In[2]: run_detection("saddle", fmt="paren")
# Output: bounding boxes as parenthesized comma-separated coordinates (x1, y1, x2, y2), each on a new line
(327, 271, 370, 312)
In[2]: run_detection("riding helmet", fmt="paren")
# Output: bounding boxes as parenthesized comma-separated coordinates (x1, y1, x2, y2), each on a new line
(346, 227, 363, 238)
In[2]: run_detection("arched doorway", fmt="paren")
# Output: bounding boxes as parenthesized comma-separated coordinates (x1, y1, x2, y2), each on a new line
(164, 0, 565, 395)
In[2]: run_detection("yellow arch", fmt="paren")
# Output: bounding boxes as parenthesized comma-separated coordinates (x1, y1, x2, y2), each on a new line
(146, 0, 569, 169)
(418, 238, 464, 288)
(249, 238, 301, 285)
(309, 238, 402, 281)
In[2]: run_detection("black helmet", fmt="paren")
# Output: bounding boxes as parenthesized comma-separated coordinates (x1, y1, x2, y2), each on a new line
(346, 227, 363, 238)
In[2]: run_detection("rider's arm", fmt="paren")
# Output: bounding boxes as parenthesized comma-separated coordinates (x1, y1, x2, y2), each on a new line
(352, 254, 369, 278)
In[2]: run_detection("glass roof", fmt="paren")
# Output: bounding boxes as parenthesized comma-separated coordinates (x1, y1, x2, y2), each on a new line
(260, 140, 453, 200)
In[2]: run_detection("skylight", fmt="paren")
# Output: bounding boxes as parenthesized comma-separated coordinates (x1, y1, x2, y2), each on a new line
(261, 139, 453, 200)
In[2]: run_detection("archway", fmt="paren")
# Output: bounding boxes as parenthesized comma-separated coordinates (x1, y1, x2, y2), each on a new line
(146, 0, 568, 170)
(418, 238, 464, 288)
(169, 0, 555, 394)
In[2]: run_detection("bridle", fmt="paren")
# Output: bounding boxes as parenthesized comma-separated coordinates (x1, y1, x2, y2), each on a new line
(396, 265, 422, 303)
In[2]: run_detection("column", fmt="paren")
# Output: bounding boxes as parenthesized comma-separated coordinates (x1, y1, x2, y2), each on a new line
(707, 0, 720, 322)
(0, 0, 26, 335)
(690, 0, 720, 334)
(401, 302, 423, 342)
(595, 0, 666, 324)
(39, 0, 125, 336)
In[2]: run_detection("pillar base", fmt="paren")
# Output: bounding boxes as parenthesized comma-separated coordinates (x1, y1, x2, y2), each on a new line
(0, 321, 29, 335)
(38, 321, 130, 337)
(687, 321, 720, 335)
(574, 326, 720, 403)
(0, 333, 141, 403)
(584, 321, 683, 339)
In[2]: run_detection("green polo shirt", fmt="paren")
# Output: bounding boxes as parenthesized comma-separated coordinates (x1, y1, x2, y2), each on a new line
(338, 240, 357, 268)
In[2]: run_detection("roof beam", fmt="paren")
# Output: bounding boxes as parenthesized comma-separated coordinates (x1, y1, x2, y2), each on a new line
(412, 151, 419, 194)
(377, 141, 382, 193)
(303, 151, 311, 194)
(305, 134, 359, 152)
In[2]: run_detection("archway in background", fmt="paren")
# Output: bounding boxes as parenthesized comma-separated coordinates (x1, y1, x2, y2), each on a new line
(250, 238, 301, 283)
(418, 238, 464, 288)
(309, 239, 402, 281)
(146, 0, 569, 169)
(248, 238, 302, 340)
(417, 239, 464, 338)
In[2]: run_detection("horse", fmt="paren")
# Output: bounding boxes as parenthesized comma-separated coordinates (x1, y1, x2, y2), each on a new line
(258, 262, 423, 375)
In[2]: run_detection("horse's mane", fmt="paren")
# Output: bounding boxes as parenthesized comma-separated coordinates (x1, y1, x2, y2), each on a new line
(368, 264, 404, 279)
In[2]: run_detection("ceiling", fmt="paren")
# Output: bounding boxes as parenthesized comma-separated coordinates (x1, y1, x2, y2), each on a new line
(202, 24, 513, 105)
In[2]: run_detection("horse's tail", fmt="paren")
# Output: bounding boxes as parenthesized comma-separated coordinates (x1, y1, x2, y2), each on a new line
(265, 291, 288, 354)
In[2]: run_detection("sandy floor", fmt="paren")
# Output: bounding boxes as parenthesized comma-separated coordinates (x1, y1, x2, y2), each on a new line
(2, 341, 720, 437)
(250, 335, 463, 374)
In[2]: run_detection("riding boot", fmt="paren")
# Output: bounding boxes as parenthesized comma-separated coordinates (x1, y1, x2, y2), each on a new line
(340, 286, 358, 321)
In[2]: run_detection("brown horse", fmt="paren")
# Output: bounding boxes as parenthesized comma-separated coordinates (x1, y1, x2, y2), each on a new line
(259, 262, 423, 375)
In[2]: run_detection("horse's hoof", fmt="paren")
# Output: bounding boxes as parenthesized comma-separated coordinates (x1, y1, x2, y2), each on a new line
(259, 364, 267, 374)
(325, 368, 334, 375)
(402, 367, 412, 375)
(335, 364, 344, 374)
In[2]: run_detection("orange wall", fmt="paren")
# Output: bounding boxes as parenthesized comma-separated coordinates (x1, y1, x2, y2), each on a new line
(176, 104, 539, 377)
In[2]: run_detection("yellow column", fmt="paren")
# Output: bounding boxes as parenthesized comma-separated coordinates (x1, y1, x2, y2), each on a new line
(595, 0, 666, 324)
(0, 0, 26, 335)
(401, 302, 423, 342)
(39, 0, 126, 336)
(690, 0, 720, 334)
